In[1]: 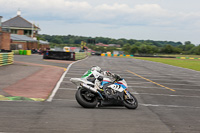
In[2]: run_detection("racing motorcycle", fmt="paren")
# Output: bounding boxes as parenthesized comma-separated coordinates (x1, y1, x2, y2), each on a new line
(70, 71, 138, 109)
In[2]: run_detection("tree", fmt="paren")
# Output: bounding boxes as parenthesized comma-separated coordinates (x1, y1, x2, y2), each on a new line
(184, 41, 195, 51)
(190, 45, 200, 55)
(130, 45, 138, 54)
(138, 44, 148, 54)
(134, 42, 143, 46)
(160, 44, 182, 54)
(195, 45, 200, 55)
(128, 39, 136, 45)
(108, 39, 117, 44)
(122, 43, 131, 54)
(161, 45, 174, 54)
(117, 40, 124, 46)
(151, 45, 159, 54)
(51, 37, 62, 44)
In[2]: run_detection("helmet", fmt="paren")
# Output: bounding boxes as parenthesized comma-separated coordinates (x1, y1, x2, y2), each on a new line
(91, 66, 102, 72)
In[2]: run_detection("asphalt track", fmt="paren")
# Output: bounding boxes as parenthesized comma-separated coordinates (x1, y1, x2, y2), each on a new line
(1, 56, 200, 132)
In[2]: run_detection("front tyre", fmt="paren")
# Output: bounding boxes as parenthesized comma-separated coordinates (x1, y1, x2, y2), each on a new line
(75, 88, 98, 108)
(123, 92, 138, 109)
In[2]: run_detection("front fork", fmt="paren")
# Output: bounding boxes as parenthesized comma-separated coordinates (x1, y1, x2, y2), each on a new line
(124, 89, 132, 99)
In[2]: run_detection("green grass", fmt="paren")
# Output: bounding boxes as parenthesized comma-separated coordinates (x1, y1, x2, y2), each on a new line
(134, 57, 200, 71)
(157, 54, 200, 58)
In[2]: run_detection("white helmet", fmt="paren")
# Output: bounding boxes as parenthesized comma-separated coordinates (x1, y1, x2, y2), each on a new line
(91, 66, 102, 72)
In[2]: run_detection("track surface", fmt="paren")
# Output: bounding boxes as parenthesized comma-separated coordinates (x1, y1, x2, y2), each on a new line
(1, 56, 200, 132)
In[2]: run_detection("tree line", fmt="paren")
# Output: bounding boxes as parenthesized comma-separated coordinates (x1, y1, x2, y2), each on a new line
(38, 34, 200, 55)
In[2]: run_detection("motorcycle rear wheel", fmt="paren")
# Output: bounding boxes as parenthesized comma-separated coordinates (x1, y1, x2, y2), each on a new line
(75, 88, 98, 108)
(123, 93, 138, 109)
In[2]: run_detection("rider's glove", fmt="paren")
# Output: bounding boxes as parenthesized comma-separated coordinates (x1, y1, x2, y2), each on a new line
(103, 71, 112, 76)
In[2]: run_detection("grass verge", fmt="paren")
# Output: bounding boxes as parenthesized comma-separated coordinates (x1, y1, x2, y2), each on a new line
(134, 57, 200, 71)
(157, 54, 200, 58)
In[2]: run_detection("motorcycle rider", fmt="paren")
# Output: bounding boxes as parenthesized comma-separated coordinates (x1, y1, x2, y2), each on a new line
(81, 66, 121, 91)
(82, 66, 125, 106)
(71, 66, 138, 109)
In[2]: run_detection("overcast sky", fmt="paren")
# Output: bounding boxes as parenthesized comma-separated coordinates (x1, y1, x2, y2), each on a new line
(1, 0, 200, 44)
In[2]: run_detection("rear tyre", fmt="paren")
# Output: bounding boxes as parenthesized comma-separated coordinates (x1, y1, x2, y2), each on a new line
(75, 88, 98, 108)
(123, 93, 138, 109)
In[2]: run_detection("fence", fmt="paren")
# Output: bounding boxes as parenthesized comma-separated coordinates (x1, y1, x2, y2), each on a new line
(0, 52, 14, 66)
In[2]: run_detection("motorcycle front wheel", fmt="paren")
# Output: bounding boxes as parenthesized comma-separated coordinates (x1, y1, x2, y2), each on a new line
(75, 88, 98, 108)
(123, 92, 138, 109)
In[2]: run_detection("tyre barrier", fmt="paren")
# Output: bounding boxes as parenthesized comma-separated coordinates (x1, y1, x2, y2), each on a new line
(16, 50, 32, 55)
(12, 50, 20, 55)
(11, 50, 32, 55)
(176, 57, 200, 60)
(43, 51, 91, 61)
(101, 53, 134, 57)
(0, 52, 14, 66)
(43, 51, 75, 60)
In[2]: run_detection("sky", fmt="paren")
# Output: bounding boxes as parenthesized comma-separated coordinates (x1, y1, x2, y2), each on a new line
(1, 0, 200, 44)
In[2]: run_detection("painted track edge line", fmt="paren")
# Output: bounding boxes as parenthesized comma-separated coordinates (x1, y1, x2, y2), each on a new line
(46, 57, 89, 102)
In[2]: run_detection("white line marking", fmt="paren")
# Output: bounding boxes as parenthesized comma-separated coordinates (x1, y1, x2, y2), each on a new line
(125, 77, 200, 83)
(127, 82, 152, 84)
(129, 86, 163, 89)
(132, 92, 200, 98)
(47, 57, 88, 102)
(129, 86, 200, 91)
(59, 88, 76, 90)
(139, 103, 200, 109)
(145, 79, 200, 82)
(66, 73, 83, 75)
(53, 99, 76, 102)
(61, 81, 72, 83)
(126, 73, 200, 78)
(52, 98, 200, 109)
(154, 83, 200, 86)
(128, 82, 200, 86)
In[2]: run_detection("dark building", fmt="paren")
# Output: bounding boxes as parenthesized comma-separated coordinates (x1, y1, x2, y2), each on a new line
(1, 11, 49, 50)
(0, 16, 11, 50)
(2, 10, 40, 38)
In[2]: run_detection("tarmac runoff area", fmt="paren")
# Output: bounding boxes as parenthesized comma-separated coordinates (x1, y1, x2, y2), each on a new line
(0, 56, 200, 132)
(0, 55, 74, 101)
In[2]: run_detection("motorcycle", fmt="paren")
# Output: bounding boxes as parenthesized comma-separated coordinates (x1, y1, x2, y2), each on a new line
(70, 71, 138, 109)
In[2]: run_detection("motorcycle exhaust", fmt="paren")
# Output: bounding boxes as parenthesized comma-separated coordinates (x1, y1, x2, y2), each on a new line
(80, 83, 97, 93)
(81, 83, 104, 100)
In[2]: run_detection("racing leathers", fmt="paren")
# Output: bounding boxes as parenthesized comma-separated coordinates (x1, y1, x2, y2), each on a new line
(81, 66, 121, 92)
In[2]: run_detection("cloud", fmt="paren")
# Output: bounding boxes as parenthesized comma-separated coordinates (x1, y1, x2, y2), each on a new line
(1, 0, 200, 43)
(1, 0, 200, 29)
(0, 0, 92, 19)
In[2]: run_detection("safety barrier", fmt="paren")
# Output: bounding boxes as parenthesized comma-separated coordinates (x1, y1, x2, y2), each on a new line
(12, 50, 20, 55)
(101, 53, 134, 57)
(12, 50, 32, 55)
(0, 52, 14, 66)
(176, 57, 200, 60)
(43, 51, 75, 60)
